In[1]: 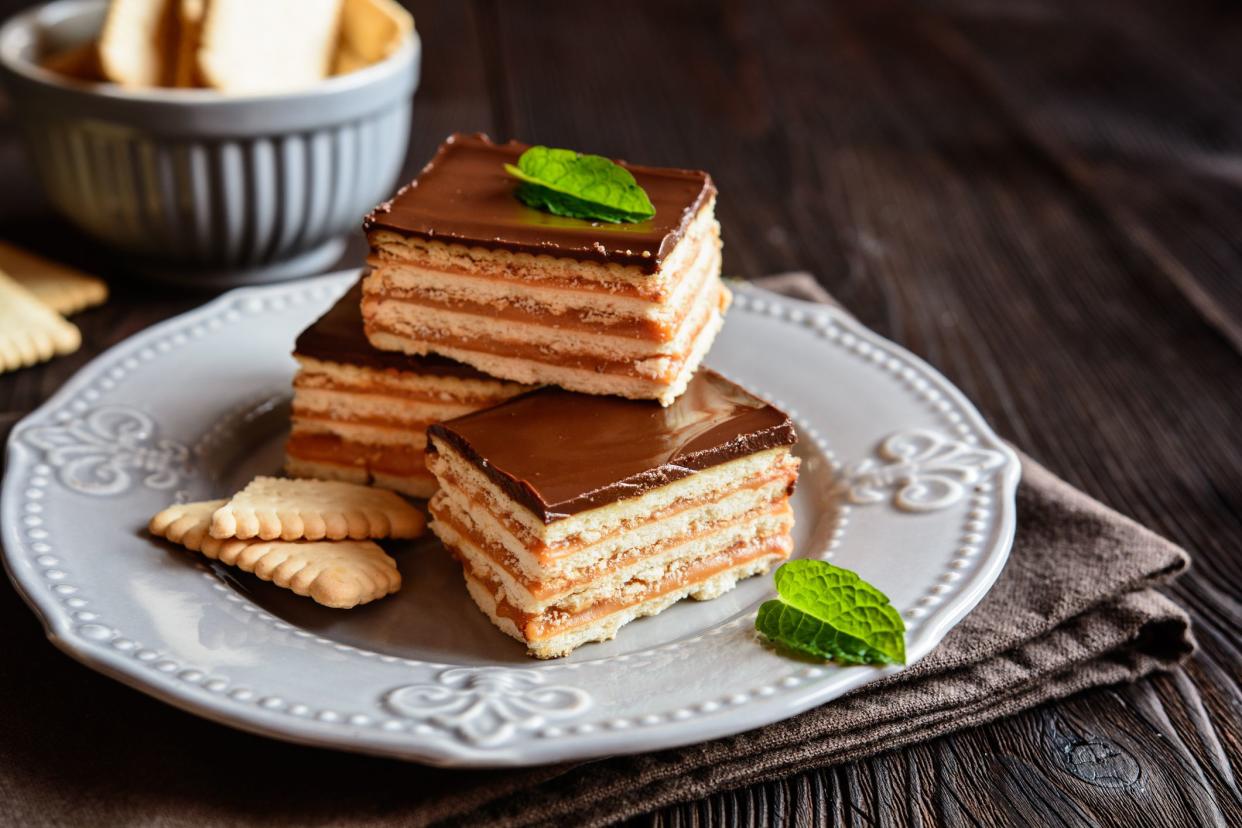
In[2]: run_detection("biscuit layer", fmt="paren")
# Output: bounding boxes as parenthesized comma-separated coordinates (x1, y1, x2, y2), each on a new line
(363, 203, 728, 406)
(459, 536, 790, 659)
(427, 435, 798, 658)
(285, 355, 528, 498)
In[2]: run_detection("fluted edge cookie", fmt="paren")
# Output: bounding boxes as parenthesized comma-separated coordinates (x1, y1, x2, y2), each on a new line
(216, 539, 401, 609)
(149, 498, 226, 549)
(209, 476, 425, 541)
(0, 241, 108, 316)
(0, 271, 81, 374)
(150, 499, 402, 609)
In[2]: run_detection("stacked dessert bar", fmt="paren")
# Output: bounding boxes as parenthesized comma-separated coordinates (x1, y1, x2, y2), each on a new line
(361, 134, 729, 406)
(285, 281, 531, 498)
(425, 372, 799, 658)
(288, 133, 800, 657)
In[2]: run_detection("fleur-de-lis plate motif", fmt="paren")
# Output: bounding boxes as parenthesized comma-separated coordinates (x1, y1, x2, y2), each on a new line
(22, 406, 192, 496)
(841, 429, 1006, 512)
(383, 667, 592, 747)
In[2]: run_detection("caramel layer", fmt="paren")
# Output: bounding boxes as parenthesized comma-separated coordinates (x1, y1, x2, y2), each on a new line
(456, 534, 792, 642)
(294, 366, 520, 405)
(295, 280, 494, 379)
(433, 457, 799, 563)
(368, 211, 717, 305)
(436, 492, 792, 603)
(285, 432, 427, 478)
(364, 283, 725, 382)
(366, 320, 674, 379)
(368, 248, 661, 301)
(370, 291, 673, 341)
(366, 230, 719, 342)
(292, 410, 436, 432)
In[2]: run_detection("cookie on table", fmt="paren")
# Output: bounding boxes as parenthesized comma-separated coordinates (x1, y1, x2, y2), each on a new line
(285, 280, 532, 499)
(0, 241, 108, 316)
(210, 476, 425, 541)
(0, 271, 81, 374)
(149, 500, 401, 609)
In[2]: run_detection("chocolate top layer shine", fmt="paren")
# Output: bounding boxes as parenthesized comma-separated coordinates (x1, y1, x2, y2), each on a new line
(295, 281, 493, 378)
(364, 133, 716, 274)
(427, 371, 797, 522)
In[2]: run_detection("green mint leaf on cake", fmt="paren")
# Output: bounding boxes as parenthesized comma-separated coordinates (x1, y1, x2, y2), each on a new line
(755, 560, 907, 666)
(504, 146, 656, 223)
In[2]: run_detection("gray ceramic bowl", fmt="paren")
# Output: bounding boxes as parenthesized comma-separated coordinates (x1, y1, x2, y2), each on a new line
(0, 0, 419, 285)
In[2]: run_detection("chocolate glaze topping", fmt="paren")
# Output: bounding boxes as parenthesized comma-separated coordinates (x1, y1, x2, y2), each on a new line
(294, 281, 492, 378)
(363, 133, 716, 274)
(427, 370, 797, 523)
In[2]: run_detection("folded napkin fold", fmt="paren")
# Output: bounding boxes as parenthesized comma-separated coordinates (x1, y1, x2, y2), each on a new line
(422, 273, 1194, 827)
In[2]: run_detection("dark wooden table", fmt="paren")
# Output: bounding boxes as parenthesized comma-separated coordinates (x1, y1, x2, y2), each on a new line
(1, 1, 1239, 825)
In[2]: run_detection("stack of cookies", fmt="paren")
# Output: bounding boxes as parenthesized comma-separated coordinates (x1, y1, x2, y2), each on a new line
(149, 477, 424, 608)
(284, 281, 531, 498)
(362, 134, 729, 405)
(44, 0, 413, 92)
(0, 242, 108, 374)
(279, 133, 800, 656)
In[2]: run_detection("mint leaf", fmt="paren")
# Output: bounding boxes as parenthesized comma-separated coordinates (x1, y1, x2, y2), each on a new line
(755, 560, 907, 665)
(512, 183, 636, 223)
(504, 146, 656, 223)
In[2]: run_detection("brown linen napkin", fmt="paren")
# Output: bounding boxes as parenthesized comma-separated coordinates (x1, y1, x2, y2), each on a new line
(422, 273, 1194, 827)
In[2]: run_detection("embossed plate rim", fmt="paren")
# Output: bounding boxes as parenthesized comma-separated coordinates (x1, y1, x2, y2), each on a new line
(1, 271, 1020, 767)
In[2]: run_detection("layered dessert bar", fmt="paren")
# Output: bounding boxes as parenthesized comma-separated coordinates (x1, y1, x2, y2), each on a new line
(285, 281, 531, 498)
(425, 370, 800, 658)
(362, 133, 729, 406)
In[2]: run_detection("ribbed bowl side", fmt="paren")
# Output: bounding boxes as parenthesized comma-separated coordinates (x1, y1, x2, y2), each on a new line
(18, 100, 412, 269)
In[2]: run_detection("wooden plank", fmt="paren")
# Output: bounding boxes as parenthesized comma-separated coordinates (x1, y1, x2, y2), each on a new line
(0, 0, 1234, 825)
(569, 0, 1240, 823)
(925, 0, 1242, 350)
(396, 0, 493, 181)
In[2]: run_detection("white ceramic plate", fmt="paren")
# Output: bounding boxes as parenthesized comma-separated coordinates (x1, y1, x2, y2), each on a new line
(1, 271, 1019, 767)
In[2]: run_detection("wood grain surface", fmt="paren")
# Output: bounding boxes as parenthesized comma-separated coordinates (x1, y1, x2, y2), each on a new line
(0, 1, 1238, 826)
